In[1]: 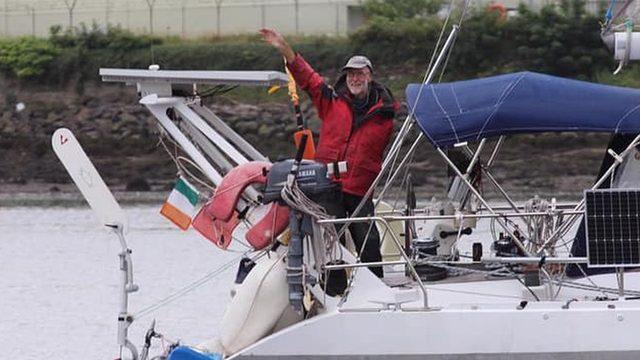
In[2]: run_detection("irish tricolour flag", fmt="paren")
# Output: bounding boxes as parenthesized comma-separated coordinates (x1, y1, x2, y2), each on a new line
(160, 177, 199, 230)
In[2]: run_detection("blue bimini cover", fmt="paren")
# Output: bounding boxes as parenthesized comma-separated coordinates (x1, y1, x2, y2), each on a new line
(406, 72, 640, 149)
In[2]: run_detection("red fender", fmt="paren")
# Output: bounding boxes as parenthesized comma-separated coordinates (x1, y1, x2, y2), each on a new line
(192, 161, 290, 251)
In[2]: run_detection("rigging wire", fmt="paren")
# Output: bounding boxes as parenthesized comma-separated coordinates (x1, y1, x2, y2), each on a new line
(370, 0, 462, 207)
(550, 278, 640, 298)
(157, 129, 215, 192)
(133, 248, 277, 320)
(377, 0, 473, 217)
(437, 0, 473, 83)
(332, 0, 474, 305)
(426, 0, 457, 76)
(133, 253, 244, 319)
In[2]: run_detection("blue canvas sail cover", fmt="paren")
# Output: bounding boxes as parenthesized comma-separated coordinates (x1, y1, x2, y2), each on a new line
(406, 72, 640, 148)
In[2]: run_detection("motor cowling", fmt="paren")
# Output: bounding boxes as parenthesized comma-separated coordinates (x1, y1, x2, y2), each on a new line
(262, 159, 339, 204)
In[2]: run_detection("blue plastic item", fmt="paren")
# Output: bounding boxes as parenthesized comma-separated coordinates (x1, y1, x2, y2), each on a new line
(406, 72, 640, 149)
(167, 346, 222, 360)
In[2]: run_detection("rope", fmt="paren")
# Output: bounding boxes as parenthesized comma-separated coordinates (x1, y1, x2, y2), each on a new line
(280, 180, 339, 263)
(157, 132, 215, 193)
(133, 253, 244, 319)
(523, 196, 554, 251)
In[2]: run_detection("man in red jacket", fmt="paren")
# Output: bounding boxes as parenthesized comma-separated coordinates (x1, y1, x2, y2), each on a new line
(260, 28, 398, 278)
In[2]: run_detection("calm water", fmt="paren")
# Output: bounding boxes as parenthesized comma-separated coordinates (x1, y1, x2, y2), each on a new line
(1, 203, 579, 359)
(0, 205, 241, 359)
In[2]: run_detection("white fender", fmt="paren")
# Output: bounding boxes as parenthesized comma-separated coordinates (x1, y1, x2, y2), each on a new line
(219, 252, 290, 355)
(195, 337, 224, 355)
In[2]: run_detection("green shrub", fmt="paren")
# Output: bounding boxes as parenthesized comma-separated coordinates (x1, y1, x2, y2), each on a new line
(49, 23, 160, 51)
(149, 42, 279, 71)
(0, 37, 59, 78)
(0, 2, 618, 85)
(363, 0, 443, 20)
(350, 16, 442, 68)
(356, 0, 613, 80)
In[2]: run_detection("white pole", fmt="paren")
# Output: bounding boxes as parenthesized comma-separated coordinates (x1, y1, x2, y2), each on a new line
(144, 101, 224, 186)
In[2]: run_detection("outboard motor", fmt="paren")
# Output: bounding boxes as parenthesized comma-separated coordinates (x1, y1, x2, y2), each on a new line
(263, 159, 338, 204)
(263, 158, 341, 312)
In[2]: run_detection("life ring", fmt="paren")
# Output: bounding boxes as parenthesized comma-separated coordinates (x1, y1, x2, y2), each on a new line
(208, 161, 271, 221)
(192, 161, 290, 250)
(192, 206, 240, 250)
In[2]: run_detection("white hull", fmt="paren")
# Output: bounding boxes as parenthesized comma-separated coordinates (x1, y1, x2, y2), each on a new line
(230, 272, 640, 359)
(232, 301, 640, 359)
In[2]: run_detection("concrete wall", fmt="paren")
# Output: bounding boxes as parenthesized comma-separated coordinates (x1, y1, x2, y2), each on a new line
(0, 0, 365, 38)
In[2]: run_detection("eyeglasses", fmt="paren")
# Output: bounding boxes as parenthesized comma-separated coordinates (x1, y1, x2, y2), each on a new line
(346, 69, 370, 79)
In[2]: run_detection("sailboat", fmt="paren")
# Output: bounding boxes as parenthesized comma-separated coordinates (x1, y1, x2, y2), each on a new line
(52, 9, 640, 358)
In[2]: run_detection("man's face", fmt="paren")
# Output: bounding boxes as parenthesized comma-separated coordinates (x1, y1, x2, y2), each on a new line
(346, 68, 371, 98)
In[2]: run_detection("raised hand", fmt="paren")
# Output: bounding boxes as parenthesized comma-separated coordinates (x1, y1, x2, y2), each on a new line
(259, 28, 295, 63)
(259, 28, 284, 48)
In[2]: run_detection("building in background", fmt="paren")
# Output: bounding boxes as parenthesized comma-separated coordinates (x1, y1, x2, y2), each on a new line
(0, 0, 611, 38)
(0, 0, 366, 38)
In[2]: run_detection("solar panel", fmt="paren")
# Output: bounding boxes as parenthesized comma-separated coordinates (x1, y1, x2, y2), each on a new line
(585, 189, 640, 267)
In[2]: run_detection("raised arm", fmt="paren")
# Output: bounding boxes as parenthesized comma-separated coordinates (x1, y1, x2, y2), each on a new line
(259, 28, 295, 64)
(260, 28, 331, 118)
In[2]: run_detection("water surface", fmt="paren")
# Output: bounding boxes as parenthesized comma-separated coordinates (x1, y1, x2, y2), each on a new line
(1, 205, 240, 359)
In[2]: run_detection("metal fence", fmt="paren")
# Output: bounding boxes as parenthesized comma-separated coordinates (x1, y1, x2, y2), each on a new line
(0, 0, 617, 38)
(0, 0, 365, 38)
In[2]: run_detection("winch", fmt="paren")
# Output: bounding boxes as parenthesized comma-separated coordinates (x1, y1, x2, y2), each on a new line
(492, 232, 524, 257)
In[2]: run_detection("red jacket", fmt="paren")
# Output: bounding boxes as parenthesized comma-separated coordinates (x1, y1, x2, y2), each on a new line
(287, 54, 399, 197)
